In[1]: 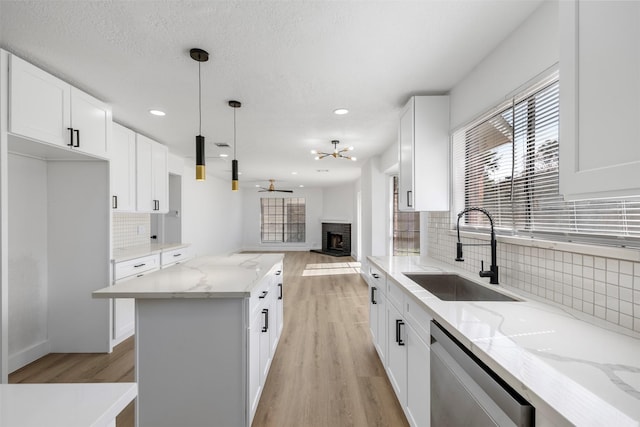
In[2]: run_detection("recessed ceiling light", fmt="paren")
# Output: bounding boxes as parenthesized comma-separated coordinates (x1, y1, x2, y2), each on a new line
(149, 109, 166, 116)
(316, 169, 329, 173)
(333, 108, 349, 115)
(299, 185, 304, 188)
(219, 154, 229, 158)
(255, 184, 261, 187)
(291, 171, 298, 175)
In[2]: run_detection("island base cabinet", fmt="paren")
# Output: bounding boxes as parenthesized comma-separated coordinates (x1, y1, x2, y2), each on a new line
(135, 298, 246, 427)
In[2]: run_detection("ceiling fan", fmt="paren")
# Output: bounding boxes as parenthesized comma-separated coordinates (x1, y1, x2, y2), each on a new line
(258, 179, 293, 193)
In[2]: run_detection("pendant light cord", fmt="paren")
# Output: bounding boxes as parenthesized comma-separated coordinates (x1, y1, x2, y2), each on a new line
(233, 107, 237, 160)
(198, 62, 202, 135)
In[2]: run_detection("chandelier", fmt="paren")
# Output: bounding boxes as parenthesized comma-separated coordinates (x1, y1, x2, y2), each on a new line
(311, 140, 357, 161)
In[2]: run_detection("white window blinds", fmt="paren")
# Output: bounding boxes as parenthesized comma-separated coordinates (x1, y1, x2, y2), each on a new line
(453, 72, 640, 246)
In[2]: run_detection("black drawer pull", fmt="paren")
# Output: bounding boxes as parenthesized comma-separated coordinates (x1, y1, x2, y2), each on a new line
(372, 273, 380, 279)
(275, 270, 282, 276)
(67, 127, 74, 146)
(396, 319, 405, 346)
(262, 309, 269, 332)
(278, 283, 283, 300)
(133, 263, 146, 268)
(259, 290, 268, 299)
(173, 253, 182, 257)
(371, 286, 377, 304)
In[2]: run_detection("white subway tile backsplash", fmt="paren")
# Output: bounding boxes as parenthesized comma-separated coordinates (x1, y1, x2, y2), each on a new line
(427, 212, 640, 333)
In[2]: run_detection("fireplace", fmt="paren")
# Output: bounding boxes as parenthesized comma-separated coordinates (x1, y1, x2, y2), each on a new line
(312, 222, 351, 257)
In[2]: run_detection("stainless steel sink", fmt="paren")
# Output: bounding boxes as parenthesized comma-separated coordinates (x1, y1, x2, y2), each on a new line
(403, 273, 518, 302)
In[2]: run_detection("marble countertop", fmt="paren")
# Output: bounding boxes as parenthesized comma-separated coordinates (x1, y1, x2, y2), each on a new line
(0, 382, 137, 427)
(112, 243, 191, 263)
(369, 255, 640, 426)
(94, 253, 284, 299)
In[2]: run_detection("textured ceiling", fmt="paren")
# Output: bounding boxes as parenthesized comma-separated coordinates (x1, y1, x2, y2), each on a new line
(0, 0, 542, 188)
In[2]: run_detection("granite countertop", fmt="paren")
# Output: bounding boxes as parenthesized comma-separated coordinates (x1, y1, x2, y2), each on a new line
(112, 243, 191, 263)
(0, 382, 137, 427)
(369, 255, 640, 426)
(94, 253, 284, 299)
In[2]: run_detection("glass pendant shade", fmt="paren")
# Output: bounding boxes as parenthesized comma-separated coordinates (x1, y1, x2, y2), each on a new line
(196, 135, 205, 181)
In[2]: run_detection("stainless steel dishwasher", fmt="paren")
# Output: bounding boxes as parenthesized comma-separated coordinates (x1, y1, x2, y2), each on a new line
(430, 321, 534, 426)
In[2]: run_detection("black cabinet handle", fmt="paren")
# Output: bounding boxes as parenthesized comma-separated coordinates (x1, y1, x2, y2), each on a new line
(372, 273, 380, 279)
(112, 195, 118, 209)
(275, 270, 282, 276)
(396, 319, 405, 346)
(259, 290, 268, 299)
(407, 190, 412, 208)
(67, 127, 74, 146)
(278, 283, 283, 300)
(262, 308, 269, 332)
(74, 129, 80, 147)
(133, 263, 146, 268)
(371, 286, 377, 304)
(173, 253, 181, 257)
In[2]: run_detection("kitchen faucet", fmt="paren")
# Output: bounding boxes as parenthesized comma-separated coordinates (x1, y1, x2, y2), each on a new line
(455, 207, 499, 285)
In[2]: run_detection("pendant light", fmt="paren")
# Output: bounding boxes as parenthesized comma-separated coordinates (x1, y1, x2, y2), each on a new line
(229, 100, 241, 191)
(190, 48, 209, 181)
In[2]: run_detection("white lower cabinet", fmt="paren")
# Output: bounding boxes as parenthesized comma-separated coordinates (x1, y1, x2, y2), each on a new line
(367, 266, 432, 427)
(406, 322, 430, 427)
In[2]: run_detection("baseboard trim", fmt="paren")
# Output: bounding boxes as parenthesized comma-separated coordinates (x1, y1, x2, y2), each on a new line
(9, 339, 51, 373)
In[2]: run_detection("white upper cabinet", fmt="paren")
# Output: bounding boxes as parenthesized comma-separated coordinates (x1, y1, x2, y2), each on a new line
(136, 134, 168, 213)
(111, 123, 136, 212)
(8, 53, 111, 159)
(398, 95, 449, 211)
(559, 0, 640, 199)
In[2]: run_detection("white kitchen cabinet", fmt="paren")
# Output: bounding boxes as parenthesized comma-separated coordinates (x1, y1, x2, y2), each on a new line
(160, 246, 192, 268)
(559, 0, 640, 199)
(111, 123, 136, 212)
(9, 53, 111, 159)
(405, 300, 431, 427)
(274, 265, 284, 341)
(112, 254, 160, 346)
(398, 95, 449, 211)
(386, 302, 407, 407)
(366, 262, 387, 364)
(136, 134, 168, 213)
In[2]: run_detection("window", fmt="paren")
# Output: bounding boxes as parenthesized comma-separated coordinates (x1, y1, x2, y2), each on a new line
(392, 176, 420, 255)
(453, 71, 640, 246)
(261, 197, 306, 243)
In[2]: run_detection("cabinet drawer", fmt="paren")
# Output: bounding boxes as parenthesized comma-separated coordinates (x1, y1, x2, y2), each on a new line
(250, 277, 272, 318)
(161, 246, 191, 267)
(114, 254, 160, 282)
(367, 263, 386, 296)
(386, 278, 405, 312)
(405, 296, 432, 346)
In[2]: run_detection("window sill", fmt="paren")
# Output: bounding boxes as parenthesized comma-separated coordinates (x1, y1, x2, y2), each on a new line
(447, 229, 640, 262)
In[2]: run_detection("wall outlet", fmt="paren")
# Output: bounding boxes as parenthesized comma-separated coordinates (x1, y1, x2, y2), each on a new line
(137, 225, 146, 235)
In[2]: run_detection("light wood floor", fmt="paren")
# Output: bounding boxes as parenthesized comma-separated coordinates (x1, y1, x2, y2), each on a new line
(9, 251, 408, 427)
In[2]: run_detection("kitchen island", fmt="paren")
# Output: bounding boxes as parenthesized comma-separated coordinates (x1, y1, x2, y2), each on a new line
(93, 253, 284, 427)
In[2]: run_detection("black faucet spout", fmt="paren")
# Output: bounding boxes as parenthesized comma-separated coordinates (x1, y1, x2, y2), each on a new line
(455, 207, 499, 285)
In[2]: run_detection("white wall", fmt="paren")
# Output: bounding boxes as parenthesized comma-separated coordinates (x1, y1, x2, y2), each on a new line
(450, 0, 559, 130)
(359, 156, 388, 259)
(7, 154, 49, 369)
(322, 184, 354, 223)
(241, 187, 323, 251)
(182, 166, 244, 257)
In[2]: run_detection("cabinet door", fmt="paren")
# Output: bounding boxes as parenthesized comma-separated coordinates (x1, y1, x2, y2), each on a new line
(136, 134, 154, 212)
(9, 54, 71, 147)
(111, 123, 136, 212)
(559, 0, 640, 199)
(275, 269, 284, 336)
(113, 298, 135, 344)
(375, 291, 387, 365)
(259, 304, 271, 384)
(70, 87, 111, 159)
(386, 304, 407, 406)
(249, 311, 263, 421)
(406, 323, 430, 427)
(151, 142, 168, 213)
(398, 98, 414, 211)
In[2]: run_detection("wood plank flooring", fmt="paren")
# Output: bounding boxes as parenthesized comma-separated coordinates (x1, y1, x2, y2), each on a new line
(9, 251, 408, 427)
